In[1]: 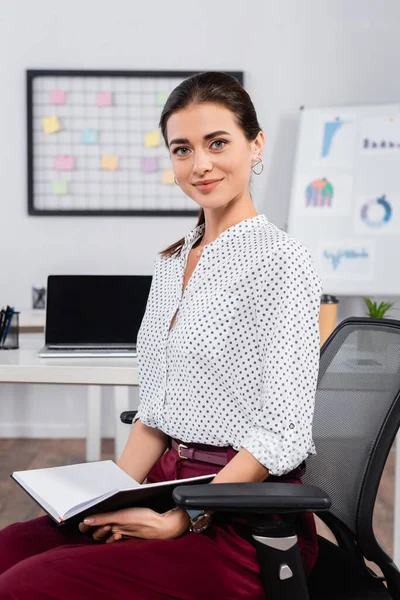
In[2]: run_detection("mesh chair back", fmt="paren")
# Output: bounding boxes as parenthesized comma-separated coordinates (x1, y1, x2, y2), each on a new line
(302, 318, 400, 536)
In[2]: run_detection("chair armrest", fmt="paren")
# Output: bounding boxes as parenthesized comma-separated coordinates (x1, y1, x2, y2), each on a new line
(120, 411, 137, 424)
(172, 482, 331, 513)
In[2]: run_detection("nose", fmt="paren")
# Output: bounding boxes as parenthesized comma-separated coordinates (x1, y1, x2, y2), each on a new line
(193, 149, 213, 176)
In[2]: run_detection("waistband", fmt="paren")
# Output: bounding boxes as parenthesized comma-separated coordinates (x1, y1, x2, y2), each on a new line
(170, 437, 307, 478)
(170, 438, 230, 466)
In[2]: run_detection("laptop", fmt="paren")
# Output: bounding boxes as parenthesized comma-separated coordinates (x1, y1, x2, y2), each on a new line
(38, 275, 152, 358)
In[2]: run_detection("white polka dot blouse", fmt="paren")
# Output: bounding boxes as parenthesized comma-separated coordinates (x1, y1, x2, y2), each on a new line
(135, 214, 322, 476)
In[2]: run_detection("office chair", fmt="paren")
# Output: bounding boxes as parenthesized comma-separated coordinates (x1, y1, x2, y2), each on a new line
(121, 317, 400, 599)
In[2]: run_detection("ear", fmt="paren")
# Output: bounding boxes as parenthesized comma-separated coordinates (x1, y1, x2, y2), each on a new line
(250, 131, 265, 162)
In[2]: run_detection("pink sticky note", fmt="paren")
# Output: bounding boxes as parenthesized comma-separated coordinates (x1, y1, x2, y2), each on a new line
(54, 156, 75, 171)
(97, 92, 112, 107)
(141, 157, 158, 173)
(50, 90, 65, 105)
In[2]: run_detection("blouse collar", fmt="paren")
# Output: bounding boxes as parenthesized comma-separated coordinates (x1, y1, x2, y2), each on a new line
(182, 213, 269, 255)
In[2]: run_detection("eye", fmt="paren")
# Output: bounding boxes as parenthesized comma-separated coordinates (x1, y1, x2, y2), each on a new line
(172, 147, 190, 156)
(210, 139, 227, 150)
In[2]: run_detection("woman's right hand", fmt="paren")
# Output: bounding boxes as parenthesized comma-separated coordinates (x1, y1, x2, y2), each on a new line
(78, 506, 190, 543)
(80, 523, 113, 541)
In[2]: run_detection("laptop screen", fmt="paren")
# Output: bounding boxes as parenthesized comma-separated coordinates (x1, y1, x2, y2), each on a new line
(45, 275, 152, 345)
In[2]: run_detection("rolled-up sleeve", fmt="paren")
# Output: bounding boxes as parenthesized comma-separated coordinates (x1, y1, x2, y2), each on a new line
(241, 242, 322, 476)
(132, 408, 141, 425)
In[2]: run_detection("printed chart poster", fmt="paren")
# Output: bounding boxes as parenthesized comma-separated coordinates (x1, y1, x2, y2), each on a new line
(317, 239, 375, 281)
(292, 173, 353, 217)
(360, 116, 400, 154)
(314, 113, 357, 168)
(354, 194, 400, 236)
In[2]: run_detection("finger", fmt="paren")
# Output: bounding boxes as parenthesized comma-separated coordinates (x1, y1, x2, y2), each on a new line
(92, 525, 112, 541)
(78, 522, 93, 534)
(106, 532, 123, 544)
(83, 513, 117, 527)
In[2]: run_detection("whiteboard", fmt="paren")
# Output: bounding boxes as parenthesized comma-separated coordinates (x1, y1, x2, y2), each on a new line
(287, 103, 400, 296)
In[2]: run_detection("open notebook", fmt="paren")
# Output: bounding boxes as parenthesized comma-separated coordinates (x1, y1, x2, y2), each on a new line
(11, 460, 215, 525)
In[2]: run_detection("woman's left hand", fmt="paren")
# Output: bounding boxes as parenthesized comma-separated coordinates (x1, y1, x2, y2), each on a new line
(78, 506, 190, 543)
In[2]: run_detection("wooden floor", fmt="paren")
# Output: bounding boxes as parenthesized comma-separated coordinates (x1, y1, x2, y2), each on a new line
(0, 438, 114, 530)
(0, 439, 395, 558)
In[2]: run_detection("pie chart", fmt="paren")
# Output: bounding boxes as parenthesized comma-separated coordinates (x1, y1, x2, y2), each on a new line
(360, 194, 392, 228)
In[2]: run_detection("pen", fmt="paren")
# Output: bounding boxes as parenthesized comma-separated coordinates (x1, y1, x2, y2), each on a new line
(0, 308, 6, 343)
(2, 306, 14, 344)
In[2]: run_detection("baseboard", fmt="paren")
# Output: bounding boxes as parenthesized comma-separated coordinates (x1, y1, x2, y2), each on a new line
(0, 423, 87, 438)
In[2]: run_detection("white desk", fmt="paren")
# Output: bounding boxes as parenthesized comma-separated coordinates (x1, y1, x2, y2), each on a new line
(0, 335, 139, 462)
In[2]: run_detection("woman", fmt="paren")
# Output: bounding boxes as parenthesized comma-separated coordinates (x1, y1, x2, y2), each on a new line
(0, 72, 322, 599)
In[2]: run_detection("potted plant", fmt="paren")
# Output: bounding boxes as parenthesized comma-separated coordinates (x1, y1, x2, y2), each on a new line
(363, 297, 395, 319)
(360, 297, 395, 353)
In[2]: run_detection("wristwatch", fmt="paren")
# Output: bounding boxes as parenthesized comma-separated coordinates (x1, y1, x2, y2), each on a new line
(186, 508, 213, 533)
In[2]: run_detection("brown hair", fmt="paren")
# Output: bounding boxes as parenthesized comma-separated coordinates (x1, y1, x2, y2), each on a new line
(159, 71, 262, 258)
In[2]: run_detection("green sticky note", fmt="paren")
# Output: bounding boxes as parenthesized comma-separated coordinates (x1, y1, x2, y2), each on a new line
(156, 91, 169, 106)
(53, 181, 68, 195)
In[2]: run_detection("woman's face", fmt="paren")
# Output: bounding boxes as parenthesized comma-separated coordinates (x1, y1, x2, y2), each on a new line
(166, 103, 264, 209)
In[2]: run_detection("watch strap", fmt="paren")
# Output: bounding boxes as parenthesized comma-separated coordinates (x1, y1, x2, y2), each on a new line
(186, 508, 204, 521)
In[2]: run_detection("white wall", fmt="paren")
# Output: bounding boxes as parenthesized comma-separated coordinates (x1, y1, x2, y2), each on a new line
(1, 0, 400, 438)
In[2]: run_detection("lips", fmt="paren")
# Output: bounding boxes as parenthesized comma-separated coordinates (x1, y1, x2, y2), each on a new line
(193, 178, 224, 193)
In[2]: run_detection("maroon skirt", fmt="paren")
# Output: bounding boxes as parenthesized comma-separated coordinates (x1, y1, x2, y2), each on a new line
(0, 441, 318, 600)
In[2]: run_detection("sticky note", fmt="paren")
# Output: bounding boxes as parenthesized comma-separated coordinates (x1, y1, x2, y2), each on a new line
(156, 91, 169, 106)
(97, 92, 113, 107)
(81, 128, 98, 144)
(145, 130, 161, 148)
(53, 181, 68, 195)
(101, 154, 118, 170)
(162, 169, 175, 184)
(50, 90, 65, 105)
(55, 156, 75, 171)
(141, 157, 158, 173)
(43, 116, 60, 134)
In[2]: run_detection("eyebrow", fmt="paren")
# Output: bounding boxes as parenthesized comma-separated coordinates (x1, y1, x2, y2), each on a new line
(169, 130, 231, 147)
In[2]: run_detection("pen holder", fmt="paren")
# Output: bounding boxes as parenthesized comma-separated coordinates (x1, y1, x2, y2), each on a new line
(0, 311, 20, 350)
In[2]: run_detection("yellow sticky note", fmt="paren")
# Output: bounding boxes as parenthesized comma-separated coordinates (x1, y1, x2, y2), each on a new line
(43, 116, 60, 134)
(162, 169, 175, 185)
(101, 154, 119, 171)
(145, 130, 161, 148)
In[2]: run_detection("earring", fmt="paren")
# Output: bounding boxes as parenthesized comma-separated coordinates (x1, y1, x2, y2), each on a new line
(252, 157, 264, 175)
(174, 176, 179, 185)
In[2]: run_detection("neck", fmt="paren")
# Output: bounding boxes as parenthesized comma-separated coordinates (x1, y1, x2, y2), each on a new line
(200, 195, 258, 245)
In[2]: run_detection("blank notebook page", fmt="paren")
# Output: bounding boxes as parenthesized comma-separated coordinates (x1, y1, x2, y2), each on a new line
(13, 460, 138, 519)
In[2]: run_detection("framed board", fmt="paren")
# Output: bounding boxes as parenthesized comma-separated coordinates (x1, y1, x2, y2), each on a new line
(288, 103, 400, 297)
(27, 69, 243, 217)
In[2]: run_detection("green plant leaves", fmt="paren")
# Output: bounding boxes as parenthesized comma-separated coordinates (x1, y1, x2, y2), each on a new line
(363, 296, 395, 318)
